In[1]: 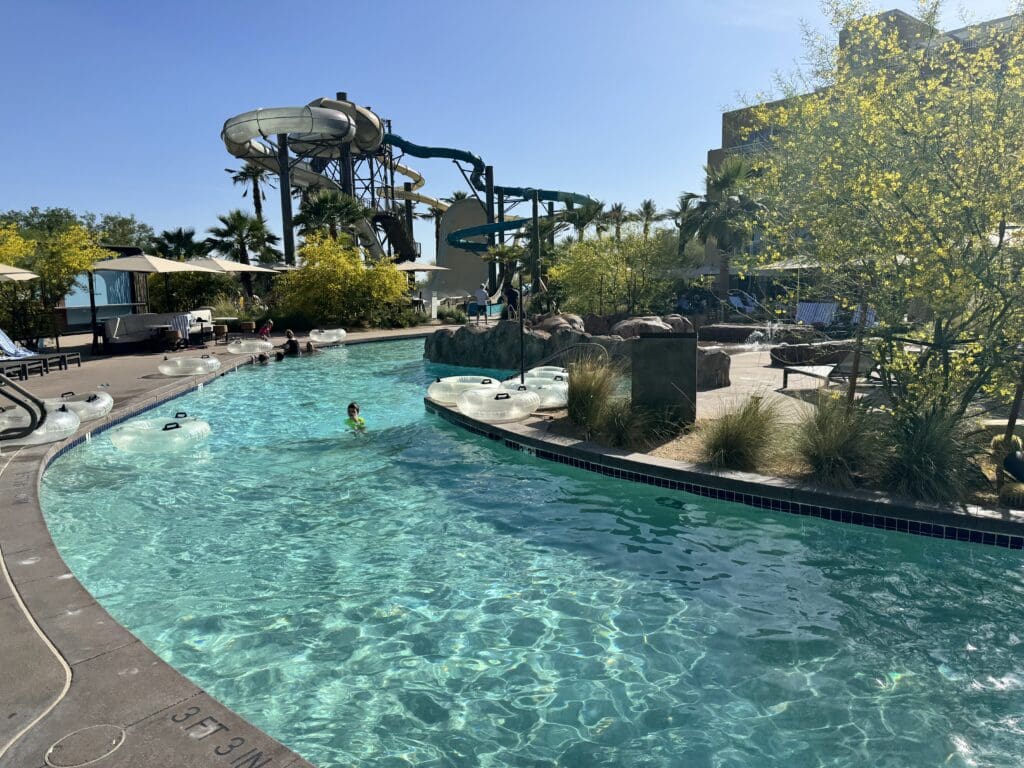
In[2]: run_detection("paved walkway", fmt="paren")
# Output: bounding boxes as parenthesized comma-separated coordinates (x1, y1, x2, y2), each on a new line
(0, 325, 456, 768)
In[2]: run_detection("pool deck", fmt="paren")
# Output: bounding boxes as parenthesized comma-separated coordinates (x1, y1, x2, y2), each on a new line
(0, 325, 456, 768)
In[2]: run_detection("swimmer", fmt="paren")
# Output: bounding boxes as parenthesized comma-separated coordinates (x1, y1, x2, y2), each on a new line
(281, 329, 300, 357)
(255, 353, 270, 365)
(305, 341, 319, 354)
(274, 351, 285, 362)
(345, 402, 366, 432)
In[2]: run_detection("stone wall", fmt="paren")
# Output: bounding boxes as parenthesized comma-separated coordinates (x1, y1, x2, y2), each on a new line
(425, 317, 730, 390)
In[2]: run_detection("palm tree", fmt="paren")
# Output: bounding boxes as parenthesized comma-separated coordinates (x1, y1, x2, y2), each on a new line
(226, 163, 275, 222)
(152, 227, 208, 261)
(634, 199, 664, 239)
(677, 155, 763, 297)
(565, 199, 604, 241)
(294, 189, 367, 240)
(604, 202, 630, 241)
(206, 210, 280, 293)
(444, 190, 470, 203)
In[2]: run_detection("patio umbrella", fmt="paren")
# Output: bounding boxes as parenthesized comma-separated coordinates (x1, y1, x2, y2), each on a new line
(184, 257, 279, 274)
(394, 262, 449, 272)
(0, 269, 38, 282)
(0, 263, 38, 277)
(88, 254, 220, 352)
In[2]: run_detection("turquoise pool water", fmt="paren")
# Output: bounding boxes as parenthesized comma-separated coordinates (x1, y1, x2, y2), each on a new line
(42, 339, 1024, 767)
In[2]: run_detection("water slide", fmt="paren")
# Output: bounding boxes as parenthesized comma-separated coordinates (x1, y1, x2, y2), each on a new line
(222, 101, 390, 259)
(382, 134, 596, 252)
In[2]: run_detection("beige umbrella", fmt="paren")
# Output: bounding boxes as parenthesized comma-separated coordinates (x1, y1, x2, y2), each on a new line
(0, 270, 38, 282)
(0, 263, 37, 277)
(185, 257, 279, 274)
(90, 254, 220, 274)
(394, 262, 449, 272)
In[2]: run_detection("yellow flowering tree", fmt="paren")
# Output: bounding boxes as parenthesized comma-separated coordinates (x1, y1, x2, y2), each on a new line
(275, 232, 409, 326)
(745, 1, 1024, 416)
(549, 231, 677, 315)
(0, 223, 33, 265)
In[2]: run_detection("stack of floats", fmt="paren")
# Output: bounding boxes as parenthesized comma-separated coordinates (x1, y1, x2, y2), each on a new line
(0, 391, 114, 447)
(428, 367, 569, 424)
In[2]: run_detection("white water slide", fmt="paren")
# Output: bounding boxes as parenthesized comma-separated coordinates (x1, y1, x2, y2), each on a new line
(221, 98, 447, 261)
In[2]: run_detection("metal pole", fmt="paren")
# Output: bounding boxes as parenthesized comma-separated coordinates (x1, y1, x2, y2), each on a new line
(276, 134, 295, 265)
(497, 190, 506, 286)
(519, 262, 525, 384)
(403, 182, 415, 257)
(547, 201, 555, 247)
(88, 271, 99, 354)
(485, 166, 497, 293)
(531, 189, 541, 293)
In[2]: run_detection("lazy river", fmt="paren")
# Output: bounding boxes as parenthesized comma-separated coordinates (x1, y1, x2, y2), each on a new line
(41, 339, 1024, 767)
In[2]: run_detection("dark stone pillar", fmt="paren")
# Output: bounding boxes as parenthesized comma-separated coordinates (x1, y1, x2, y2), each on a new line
(631, 332, 697, 424)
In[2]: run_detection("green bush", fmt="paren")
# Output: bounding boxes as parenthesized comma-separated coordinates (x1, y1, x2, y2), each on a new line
(437, 307, 468, 324)
(794, 394, 880, 488)
(879, 405, 981, 503)
(380, 306, 425, 329)
(599, 398, 682, 451)
(700, 396, 781, 471)
(567, 359, 619, 437)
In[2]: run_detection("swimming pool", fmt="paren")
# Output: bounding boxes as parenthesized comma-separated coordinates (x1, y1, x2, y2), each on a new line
(42, 339, 1024, 767)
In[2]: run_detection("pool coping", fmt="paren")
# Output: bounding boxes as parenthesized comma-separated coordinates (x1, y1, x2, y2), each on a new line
(0, 331, 450, 768)
(424, 398, 1024, 550)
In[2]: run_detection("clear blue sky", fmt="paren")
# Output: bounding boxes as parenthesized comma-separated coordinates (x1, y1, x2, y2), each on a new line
(0, 0, 1012, 260)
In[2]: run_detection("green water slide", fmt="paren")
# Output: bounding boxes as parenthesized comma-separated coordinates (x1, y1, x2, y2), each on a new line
(382, 133, 596, 253)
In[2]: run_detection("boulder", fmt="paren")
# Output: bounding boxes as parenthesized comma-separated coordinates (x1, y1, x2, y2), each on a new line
(610, 316, 673, 339)
(535, 313, 585, 333)
(661, 314, 695, 334)
(697, 347, 731, 390)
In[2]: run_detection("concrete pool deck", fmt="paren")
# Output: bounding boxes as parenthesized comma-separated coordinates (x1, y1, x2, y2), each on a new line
(0, 325, 456, 768)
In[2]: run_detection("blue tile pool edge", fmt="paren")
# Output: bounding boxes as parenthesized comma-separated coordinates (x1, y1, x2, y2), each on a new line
(424, 398, 1024, 551)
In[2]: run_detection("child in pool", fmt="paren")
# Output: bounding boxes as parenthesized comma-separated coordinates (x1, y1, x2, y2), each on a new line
(345, 402, 366, 432)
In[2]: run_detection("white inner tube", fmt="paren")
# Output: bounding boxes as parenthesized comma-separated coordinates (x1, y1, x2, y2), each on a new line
(1, 405, 81, 446)
(158, 356, 222, 377)
(227, 340, 274, 355)
(309, 328, 348, 344)
(503, 380, 568, 409)
(524, 370, 569, 383)
(456, 388, 542, 424)
(43, 391, 113, 422)
(427, 376, 500, 406)
(109, 413, 212, 453)
(530, 366, 569, 375)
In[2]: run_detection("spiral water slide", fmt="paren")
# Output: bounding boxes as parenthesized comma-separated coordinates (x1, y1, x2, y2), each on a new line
(222, 98, 429, 259)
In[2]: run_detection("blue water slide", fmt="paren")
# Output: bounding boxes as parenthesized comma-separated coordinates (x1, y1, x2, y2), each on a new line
(383, 133, 595, 253)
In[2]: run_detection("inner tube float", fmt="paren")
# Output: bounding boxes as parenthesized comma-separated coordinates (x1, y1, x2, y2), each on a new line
(309, 328, 347, 344)
(109, 411, 212, 453)
(530, 366, 569, 375)
(0, 404, 81, 446)
(456, 388, 541, 424)
(158, 355, 222, 377)
(503, 380, 568, 409)
(524, 368, 569, 382)
(226, 339, 274, 355)
(427, 376, 500, 406)
(43, 391, 113, 422)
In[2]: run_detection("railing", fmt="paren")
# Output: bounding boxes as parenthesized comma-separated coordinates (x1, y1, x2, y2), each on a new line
(0, 373, 46, 442)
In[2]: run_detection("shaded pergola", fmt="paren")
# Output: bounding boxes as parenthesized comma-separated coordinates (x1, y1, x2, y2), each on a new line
(87, 255, 220, 353)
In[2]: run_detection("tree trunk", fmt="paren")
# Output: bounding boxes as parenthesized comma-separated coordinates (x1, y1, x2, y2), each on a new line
(846, 304, 869, 407)
(253, 179, 263, 222)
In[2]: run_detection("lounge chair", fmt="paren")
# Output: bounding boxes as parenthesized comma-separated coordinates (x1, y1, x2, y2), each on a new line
(1, 358, 45, 381)
(795, 301, 838, 327)
(0, 329, 81, 374)
(782, 351, 881, 389)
